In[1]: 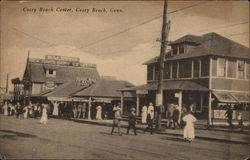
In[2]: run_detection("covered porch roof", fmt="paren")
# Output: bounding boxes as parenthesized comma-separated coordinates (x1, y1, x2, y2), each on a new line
(119, 80, 209, 92)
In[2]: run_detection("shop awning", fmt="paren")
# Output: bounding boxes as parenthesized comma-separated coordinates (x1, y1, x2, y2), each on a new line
(230, 93, 249, 103)
(213, 91, 237, 103)
(212, 91, 249, 103)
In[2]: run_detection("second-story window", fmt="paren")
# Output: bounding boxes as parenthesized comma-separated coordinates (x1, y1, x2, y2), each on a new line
(217, 58, 226, 77)
(179, 59, 192, 78)
(46, 69, 56, 77)
(172, 46, 178, 56)
(227, 59, 236, 78)
(155, 64, 159, 80)
(147, 64, 154, 81)
(201, 57, 209, 77)
(237, 60, 245, 79)
(193, 59, 200, 77)
(172, 62, 178, 79)
(163, 62, 171, 79)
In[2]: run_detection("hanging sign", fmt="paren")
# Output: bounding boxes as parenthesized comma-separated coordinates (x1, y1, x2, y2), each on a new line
(136, 90, 148, 95)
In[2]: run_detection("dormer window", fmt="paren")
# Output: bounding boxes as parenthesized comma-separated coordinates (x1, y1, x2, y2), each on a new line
(173, 46, 178, 55)
(46, 69, 56, 77)
(179, 45, 185, 54)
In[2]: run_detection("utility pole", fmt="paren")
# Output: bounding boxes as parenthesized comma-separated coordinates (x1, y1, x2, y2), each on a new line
(6, 73, 9, 93)
(156, 0, 171, 130)
(27, 51, 31, 105)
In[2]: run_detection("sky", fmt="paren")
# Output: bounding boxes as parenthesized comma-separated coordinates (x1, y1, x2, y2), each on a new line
(0, 0, 249, 91)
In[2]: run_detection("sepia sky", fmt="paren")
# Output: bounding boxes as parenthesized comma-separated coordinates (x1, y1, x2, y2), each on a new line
(0, 0, 249, 90)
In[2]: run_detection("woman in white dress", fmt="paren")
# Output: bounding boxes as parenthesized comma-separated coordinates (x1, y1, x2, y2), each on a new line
(141, 105, 148, 124)
(40, 104, 48, 124)
(23, 106, 29, 119)
(96, 105, 102, 120)
(52, 101, 59, 116)
(182, 111, 197, 142)
(3, 102, 9, 116)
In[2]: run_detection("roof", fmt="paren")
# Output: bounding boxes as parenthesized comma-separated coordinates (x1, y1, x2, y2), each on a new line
(119, 80, 209, 92)
(44, 80, 89, 97)
(73, 79, 135, 98)
(24, 62, 100, 83)
(170, 34, 202, 45)
(144, 32, 249, 64)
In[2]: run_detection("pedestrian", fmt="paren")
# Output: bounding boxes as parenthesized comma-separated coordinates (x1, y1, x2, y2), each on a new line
(77, 102, 82, 118)
(172, 105, 180, 129)
(141, 105, 147, 125)
(40, 104, 48, 124)
(225, 106, 234, 129)
(166, 104, 174, 128)
(182, 111, 197, 142)
(144, 102, 154, 134)
(73, 103, 78, 118)
(15, 102, 21, 118)
(23, 105, 29, 119)
(82, 103, 87, 119)
(237, 112, 243, 131)
(3, 101, 9, 116)
(127, 108, 137, 135)
(96, 105, 102, 120)
(52, 101, 59, 116)
(10, 103, 16, 116)
(111, 103, 122, 136)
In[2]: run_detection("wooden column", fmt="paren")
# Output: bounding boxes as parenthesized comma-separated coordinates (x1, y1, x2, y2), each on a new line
(121, 91, 124, 114)
(208, 91, 212, 126)
(178, 91, 182, 122)
(136, 95, 140, 116)
(88, 97, 91, 120)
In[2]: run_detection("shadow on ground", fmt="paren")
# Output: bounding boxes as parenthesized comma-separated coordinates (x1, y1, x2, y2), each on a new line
(0, 130, 37, 140)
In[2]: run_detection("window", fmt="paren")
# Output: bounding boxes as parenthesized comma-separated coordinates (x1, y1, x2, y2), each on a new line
(227, 59, 236, 78)
(217, 58, 226, 77)
(163, 62, 171, 79)
(211, 58, 217, 76)
(46, 69, 56, 77)
(201, 57, 209, 77)
(246, 61, 249, 79)
(172, 62, 178, 79)
(237, 60, 245, 79)
(193, 59, 200, 77)
(179, 60, 192, 78)
(147, 64, 154, 80)
(48, 69, 53, 75)
(172, 46, 178, 55)
(155, 64, 159, 80)
(179, 45, 185, 54)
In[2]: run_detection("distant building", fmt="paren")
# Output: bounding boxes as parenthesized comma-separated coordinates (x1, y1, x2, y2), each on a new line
(12, 55, 100, 104)
(120, 32, 249, 122)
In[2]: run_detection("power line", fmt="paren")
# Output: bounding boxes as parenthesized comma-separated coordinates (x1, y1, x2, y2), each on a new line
(12, 27, 56, 47)
(69, 2, 206, 53)
(177, 21, 249, 36)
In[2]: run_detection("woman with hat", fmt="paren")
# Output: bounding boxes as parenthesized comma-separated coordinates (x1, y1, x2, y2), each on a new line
(127, 107, 137, 135)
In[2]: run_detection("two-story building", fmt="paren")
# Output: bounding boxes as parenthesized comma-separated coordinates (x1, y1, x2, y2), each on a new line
(12, 55, 100, 104)
(120, 32, 249, 123)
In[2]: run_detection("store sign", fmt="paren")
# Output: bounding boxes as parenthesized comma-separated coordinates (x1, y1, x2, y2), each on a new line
(45, 81, 56, 89)
(76, 77, 96, 87)
(136, 90, 148, 95)
(174, 93, 179, 98)
(45, 55, 80, 62)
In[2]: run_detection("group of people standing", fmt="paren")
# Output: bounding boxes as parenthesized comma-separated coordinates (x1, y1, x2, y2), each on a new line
(110, 102, 197, 142)
(2, 101, 49, 124)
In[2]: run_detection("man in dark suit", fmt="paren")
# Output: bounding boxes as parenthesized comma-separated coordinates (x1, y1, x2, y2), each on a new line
(127, 108, 137, 135)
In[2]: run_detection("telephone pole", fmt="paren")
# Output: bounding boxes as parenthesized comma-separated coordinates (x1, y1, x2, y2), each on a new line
(156, 0, 171, 130)
(6, 73, 9, 93)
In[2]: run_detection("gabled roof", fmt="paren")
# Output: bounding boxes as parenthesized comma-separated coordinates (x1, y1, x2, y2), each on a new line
(144, 32, 249, 65)
(73, 79, 135, 98)
(24, 62, 100, 83)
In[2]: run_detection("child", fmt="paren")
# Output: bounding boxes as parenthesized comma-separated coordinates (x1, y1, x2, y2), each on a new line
(127, 108, 137, 135)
